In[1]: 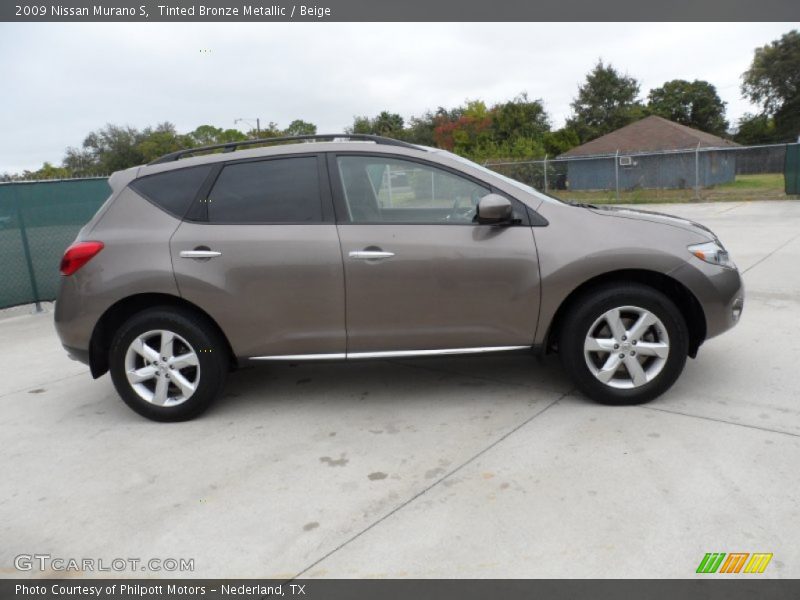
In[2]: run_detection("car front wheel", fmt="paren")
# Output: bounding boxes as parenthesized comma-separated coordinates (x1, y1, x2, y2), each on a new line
(559, 283, 689, 405)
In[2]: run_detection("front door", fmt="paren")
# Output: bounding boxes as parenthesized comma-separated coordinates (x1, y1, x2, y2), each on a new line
(330, 153, 540, 354)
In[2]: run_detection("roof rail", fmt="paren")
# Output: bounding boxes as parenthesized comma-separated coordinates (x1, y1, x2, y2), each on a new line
(148, 133, 420, 165)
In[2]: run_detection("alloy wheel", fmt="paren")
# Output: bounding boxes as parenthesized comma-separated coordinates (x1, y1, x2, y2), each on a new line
(124, 329, 200, 407)
(583, 305, 670, 389)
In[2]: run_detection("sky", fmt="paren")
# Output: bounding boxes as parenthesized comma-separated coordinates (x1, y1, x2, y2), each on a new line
(1, 22, 797, 173)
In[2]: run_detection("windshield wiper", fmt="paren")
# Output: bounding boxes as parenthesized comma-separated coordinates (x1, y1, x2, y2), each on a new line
(567, 201, 600, 209)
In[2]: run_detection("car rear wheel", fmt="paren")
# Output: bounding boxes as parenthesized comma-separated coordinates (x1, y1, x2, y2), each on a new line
(559, 283, 689, 404)
(109, 307, 227, 421)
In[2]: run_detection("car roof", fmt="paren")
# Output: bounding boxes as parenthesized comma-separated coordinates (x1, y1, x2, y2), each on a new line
(149, 134, 424, 164)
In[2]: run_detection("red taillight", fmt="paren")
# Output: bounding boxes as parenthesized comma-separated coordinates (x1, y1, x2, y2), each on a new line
(60, 241, 104, 276)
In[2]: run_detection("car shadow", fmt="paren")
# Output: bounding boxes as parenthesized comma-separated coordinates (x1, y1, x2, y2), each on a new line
(214, 353, 574, 417)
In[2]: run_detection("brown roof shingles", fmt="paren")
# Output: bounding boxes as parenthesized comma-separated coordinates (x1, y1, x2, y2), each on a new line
(560, 115, 739, 157)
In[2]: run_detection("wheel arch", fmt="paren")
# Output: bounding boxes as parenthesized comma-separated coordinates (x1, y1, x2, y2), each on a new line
(89, 293, 236, 378)
(544, 269, 706, 358)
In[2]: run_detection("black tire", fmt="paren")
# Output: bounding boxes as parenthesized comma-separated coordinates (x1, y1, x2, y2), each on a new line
(109, 307, 228, 421)
(559, 283, 689, 405)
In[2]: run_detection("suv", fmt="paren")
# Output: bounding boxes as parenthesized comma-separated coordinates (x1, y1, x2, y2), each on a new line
(55, 134, 744, 421)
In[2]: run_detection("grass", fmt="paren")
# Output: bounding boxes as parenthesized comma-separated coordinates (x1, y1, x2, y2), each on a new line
(547, 173, 790, 205)
(716, 173, 784, 189)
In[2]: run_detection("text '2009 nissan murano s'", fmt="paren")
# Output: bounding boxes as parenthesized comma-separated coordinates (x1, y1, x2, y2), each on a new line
(54, 134, 744, 421)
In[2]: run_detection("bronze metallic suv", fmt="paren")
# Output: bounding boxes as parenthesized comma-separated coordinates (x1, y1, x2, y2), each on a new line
(54, 134, 744, 421)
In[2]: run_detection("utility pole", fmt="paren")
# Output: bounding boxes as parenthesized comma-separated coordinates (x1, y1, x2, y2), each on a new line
(234, 118, 261, 137)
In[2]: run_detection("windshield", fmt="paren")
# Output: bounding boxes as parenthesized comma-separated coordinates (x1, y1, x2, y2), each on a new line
(420, 146, 565, 205)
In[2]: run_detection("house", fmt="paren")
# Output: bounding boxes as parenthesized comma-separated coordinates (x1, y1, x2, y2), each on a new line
(559, 116, 740, 191)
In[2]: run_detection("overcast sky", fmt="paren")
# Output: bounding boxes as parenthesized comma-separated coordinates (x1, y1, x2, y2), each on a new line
(1, 22, 797, 173)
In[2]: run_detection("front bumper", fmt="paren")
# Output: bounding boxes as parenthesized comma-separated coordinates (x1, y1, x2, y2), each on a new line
(670, 259, 745, 341)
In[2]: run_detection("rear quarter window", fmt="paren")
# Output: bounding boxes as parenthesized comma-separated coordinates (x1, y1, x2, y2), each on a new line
(129, 165, 213, 218)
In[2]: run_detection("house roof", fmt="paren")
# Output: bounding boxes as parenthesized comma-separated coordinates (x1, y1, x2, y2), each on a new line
(560, 115, 739, 158)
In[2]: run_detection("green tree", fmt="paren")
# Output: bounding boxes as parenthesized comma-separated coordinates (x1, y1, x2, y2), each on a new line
(20, 162, 72, 180)
(647, 80, 729, 135)
(63, 146, 99, 177)
(742, 30, 800, 142)
(372, 111, 404, 137)
(543, 127, 581, 156)
(82, 124, 147, 173)
(283, 119, 317, 136)
(250, 122, 281, 138)
(349, 116, 372, 135)
(137, 123, 191, 163)
(348, 111, 405, 137)
(189, 125, 248, 146)
(491, 93, 550, 143)
(402, 111, 437, 146)
(742, 30, 800, 114)
(567, 61, 645, 143)
(733, 113, 779, 145)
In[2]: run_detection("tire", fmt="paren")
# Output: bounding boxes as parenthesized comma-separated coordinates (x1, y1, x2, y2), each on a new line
(109, 307, 228, 421)
(559, 283, 689, 405)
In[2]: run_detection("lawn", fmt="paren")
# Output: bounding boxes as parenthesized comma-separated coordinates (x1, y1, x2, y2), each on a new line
(546, 173, 790, 205)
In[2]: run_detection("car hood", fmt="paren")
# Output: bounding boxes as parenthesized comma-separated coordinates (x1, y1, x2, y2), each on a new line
(587, 204, 716, 240)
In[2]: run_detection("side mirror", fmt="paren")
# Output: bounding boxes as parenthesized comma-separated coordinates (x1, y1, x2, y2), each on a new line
(476, 194, 513, 224)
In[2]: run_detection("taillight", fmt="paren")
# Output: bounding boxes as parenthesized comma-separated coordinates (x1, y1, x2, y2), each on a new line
(60, 241, 104, 276)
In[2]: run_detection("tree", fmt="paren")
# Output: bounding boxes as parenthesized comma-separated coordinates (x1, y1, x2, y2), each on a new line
(63, 146, 99, 177)
(249, 122, 281, 138)
(433, 100, 495, 159)
(19, 162, 71, 180)
(80, 124, 147, 174)
(543, 127, 581, 156)
(402, 111, 437, 146)
(647, 80, 728, 135)
(348, 111, 404, 137)
(733, 113, 779, 145)
(742, 30, 800, 142)
(567, 61, 645, 143)
(189, 125, 248, 146)
(137, 123, 191, 163)
(491, 93, 550, 143)
(283, 119, 317, 136)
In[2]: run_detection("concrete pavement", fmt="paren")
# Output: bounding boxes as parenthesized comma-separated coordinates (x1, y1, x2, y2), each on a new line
(1, 200, 798, 579)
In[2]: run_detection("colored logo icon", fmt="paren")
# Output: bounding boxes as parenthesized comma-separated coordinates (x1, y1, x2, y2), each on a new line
(696, 553, 773, 574)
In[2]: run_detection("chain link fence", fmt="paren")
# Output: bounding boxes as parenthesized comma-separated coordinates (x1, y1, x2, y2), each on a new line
(486, 143, 800, 204)
(0, 177, 110, 310)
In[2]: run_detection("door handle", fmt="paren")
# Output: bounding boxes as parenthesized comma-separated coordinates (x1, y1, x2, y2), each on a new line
(349, 250, 395, 260)
(180, 250, 222, 259)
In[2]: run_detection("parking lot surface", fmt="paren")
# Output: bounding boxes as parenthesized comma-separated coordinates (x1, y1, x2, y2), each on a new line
(1, 200, 799, 579)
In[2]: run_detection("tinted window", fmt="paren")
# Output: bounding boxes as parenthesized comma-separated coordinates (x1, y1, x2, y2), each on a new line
(130, 165, 212, 218)
(336, 156, 489, 224)
(208, 157, 321, 223)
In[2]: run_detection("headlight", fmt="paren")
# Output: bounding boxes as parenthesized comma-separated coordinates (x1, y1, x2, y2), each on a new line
(688, 241, 735, 269)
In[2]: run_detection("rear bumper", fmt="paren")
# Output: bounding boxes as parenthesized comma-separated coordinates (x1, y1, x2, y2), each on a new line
(61, 343, 90, 366)
(54, 277, 96, 360)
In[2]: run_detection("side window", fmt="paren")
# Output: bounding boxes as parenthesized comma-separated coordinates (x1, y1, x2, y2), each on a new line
(129, 165, 212, 218)
(336, 156, 489, 224)
(208, 157, 321, 223)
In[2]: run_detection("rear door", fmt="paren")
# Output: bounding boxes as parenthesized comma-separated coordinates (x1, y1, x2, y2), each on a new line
(330, 153, 541, 354)
(170, 154, 345, 359)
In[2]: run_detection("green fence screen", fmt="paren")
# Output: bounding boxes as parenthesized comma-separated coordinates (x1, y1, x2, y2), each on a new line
(786, 144, 800, 195)
(0, 178, 110, 309)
